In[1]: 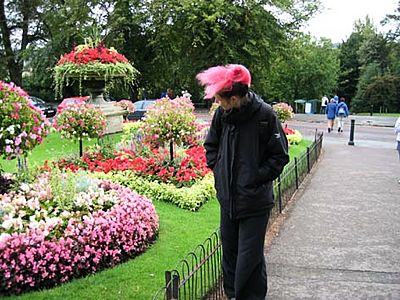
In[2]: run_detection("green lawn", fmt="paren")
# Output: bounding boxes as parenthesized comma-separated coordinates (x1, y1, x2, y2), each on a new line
(0, 132, 121, 173)
(2, 133, 311, 299)
(289, 139, 312, 159)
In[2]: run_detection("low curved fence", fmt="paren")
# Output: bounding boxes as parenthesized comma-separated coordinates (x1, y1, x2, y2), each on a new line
(153, 132, 324, 300)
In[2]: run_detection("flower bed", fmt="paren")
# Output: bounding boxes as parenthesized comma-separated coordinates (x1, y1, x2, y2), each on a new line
(0, 172, 159, 295)
(283, 126, 303, 145)
(52, 142, 215, 210)
(55, 145, 210, 187)
(96, 171, 216, 211)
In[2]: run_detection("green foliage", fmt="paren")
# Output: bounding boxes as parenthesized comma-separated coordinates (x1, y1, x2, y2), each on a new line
(264, 35, 339, 101)
(3, 0, 322, 104)
(361, 75, 400, 112)
(144, 0, 318, 100)
(346, 18, 399, 112)
(96, 171, 216, 211)
(352, 62, 381, 112)
(49, 168, 77, 211)
(120, 121, 144, 144)
(338, 32, 363, 102)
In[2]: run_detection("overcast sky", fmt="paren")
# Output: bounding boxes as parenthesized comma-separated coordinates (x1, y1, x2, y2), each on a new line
(301, 0, 398, 43)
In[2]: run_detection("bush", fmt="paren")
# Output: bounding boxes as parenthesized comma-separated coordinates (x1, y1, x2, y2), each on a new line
(0, 81, 50, 160)
(142, 97, 198, 147)
(272, 102, 294, 123)
(54, 103, 107, 140)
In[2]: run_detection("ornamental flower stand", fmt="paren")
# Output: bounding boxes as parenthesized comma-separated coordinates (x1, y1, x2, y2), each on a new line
(84, 79, 126, 134)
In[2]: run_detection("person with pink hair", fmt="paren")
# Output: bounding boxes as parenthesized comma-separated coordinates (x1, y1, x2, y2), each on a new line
(197, 64, 289, 300)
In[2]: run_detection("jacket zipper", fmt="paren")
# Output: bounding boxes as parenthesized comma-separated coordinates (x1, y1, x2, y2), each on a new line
(228, 124, 236, 219)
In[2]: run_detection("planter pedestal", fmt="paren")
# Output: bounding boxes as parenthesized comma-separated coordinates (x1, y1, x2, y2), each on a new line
(84, 79, 126, 135)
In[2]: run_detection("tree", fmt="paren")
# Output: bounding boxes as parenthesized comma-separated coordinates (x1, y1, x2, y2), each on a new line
(144, 0, 321, 101)
(264, 35, 339, 102)
(363, 75, 400, 112)
(348, 17, 393, 112)
(381, 1, 400, 41)
(337, 32, 363, 105)
(0, 0, 46, 86)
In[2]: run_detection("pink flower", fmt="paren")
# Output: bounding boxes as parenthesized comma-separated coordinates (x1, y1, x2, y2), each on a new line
(0, 177, 159, 295)
(5, 145, 12, 153)
(15, 136, 22, 146)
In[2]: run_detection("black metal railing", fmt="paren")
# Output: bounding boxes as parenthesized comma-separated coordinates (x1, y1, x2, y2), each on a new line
(272, 131, 323, 218)
(154, 132, 324, 300)
(153, 231, 223, 300)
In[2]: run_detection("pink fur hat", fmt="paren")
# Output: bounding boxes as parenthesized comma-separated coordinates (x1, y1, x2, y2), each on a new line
(196, 64, 251, 99)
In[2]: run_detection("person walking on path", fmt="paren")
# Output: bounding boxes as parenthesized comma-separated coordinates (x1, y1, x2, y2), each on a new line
(325, 98, 337, 133)
(197, 64, 289, 300)
(335, 97, 350, 132)
(320, 95, 329, 114)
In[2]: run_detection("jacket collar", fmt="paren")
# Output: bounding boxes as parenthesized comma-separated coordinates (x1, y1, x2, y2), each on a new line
(221, 91, 262, 124)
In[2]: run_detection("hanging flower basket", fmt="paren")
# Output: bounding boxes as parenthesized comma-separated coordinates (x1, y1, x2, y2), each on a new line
(54, 41, 139, 98)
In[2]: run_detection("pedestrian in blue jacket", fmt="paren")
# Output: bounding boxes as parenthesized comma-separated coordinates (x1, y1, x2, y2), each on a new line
(336, 97, 350, 132)
(326, 98, 337, 132)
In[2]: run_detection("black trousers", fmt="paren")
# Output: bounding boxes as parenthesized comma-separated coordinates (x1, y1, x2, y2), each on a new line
(220, 209, 271, 300)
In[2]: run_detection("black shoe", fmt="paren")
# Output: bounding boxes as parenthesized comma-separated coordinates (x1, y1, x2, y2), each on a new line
(328, 128, 331, 133)
(341, 129, 343, 132)
(338, 127, 341, 132)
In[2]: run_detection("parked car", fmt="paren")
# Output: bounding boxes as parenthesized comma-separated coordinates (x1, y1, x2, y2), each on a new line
(29, 96, 57, 118)
(127, 100, 156, 121)
(57, 96, 90, 114)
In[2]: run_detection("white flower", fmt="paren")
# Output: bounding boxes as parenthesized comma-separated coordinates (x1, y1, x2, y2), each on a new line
(6, 125, 15, 135)
(45, 217, 61, 230)
(27, 198, 40, 210)
(0, 233, 11, 249)
(20, 183, 30, 192)
(61, 210, 71, 218)
(2, 219, 14, 230)
(13, 195, 27, 207)
(29, 220, 40, 229)
(13, 217, 23, 230)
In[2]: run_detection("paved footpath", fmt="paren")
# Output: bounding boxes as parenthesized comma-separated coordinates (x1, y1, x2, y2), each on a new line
(266, 138, 400, 299)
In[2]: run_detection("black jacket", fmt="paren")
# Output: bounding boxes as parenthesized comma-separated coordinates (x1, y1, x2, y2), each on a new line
(204, 92, 289, 219)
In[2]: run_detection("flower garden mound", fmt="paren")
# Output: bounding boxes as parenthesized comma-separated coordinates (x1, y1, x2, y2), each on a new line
(0, 173, 159, 295)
